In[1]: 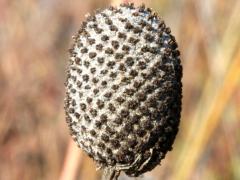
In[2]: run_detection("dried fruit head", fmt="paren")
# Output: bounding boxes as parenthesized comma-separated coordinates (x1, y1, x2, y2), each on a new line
(65, 3, 182, 178)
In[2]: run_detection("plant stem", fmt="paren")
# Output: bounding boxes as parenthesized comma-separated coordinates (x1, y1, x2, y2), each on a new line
(102, 168, 120, 180)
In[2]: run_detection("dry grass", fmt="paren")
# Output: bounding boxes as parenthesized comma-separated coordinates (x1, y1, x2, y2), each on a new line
(0, 0, 239, 180)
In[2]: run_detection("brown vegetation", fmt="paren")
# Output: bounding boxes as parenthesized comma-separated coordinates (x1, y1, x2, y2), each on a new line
(0, 0, 239, 180)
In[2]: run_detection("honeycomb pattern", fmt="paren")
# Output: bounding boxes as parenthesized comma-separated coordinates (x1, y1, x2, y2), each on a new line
(65, 3, 182, 177)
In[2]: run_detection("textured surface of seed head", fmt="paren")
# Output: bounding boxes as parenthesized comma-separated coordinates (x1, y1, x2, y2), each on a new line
(65, 3, 182, 177)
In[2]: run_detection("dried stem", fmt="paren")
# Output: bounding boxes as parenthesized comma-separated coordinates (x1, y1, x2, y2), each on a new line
(171, 50, 240, 180)
(59, 140, 83, 180)
(102, 168, 120, 180)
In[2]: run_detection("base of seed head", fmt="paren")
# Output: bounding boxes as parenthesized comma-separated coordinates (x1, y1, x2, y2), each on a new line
(65, 3, 182, 179)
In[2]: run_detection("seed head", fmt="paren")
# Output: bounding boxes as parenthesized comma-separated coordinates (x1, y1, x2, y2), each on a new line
(65, 3, 182, 178)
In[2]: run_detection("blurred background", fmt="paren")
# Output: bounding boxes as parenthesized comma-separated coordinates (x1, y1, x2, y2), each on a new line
(0, 0, 239, 179)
